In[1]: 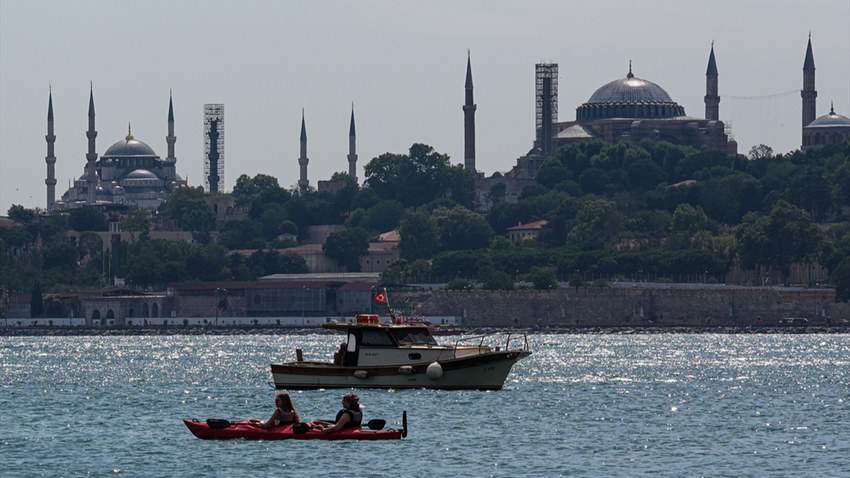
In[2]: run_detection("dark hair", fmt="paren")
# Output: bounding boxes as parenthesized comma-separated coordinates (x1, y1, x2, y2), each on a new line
(343, 393, 359, 410)
(276, 392, 300, 423)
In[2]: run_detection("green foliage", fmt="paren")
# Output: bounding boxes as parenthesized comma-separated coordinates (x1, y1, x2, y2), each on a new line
(70, 207, 108, 232)
(733, 200, 826, 286)
(323, 228, 369, 272)
(43, 294, 63, 318)
(478, 266, 514, 291)
(232, 174, 288, 206)
(159, 186, 217, 233)
(363, 144, 475, 209)
(123, 206, 150, 241)
(7, 204, 37, 224)
(399, 209, 439, 261)
(526, 266, 559, 290)
(445, 278, 475, 290)
(569, 273, 586, 290)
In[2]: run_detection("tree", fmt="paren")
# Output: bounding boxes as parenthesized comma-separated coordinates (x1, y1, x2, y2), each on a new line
(525, 266, 558, 290)
(278, 251, 310, 274)
(445, 278, 475, 290)
(323, 228, 369, 272)
(479, 266, 514, 291)
(486, 182, 507, 206)
(30, 281, 43, 318)
(567, 199, 623, 250)
(832, 258, 850, 303)
(158, 186, 217, 233)
(733, 200, 826, 286)
(569, 273, 586, 290)
(69, 207, 108, 232)
(432, 206, 493, 252)
(748, 144, 774, 161)
(43, 294, 63, 318)
(398, 210, 439, 261)
(7, 205, 36, 224)
(232, 173, 287, 206)
(123, 206, 150, 242)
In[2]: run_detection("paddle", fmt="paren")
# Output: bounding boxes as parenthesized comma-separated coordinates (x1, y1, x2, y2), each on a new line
(206, 418, 385, 431)
(315, 419, 386, 430)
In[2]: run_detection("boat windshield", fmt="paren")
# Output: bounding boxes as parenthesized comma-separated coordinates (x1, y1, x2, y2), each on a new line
(361, 329, 395, 346)
(390, 328, 438, 346)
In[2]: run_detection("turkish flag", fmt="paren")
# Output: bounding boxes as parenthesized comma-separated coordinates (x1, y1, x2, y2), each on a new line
(374, 292, 387, 303)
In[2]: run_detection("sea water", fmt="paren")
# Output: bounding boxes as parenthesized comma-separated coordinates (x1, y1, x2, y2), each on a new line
(0, 333, 847, 477)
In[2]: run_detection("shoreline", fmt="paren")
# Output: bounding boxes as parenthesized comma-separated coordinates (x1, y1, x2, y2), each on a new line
(1, 324, 847, 336)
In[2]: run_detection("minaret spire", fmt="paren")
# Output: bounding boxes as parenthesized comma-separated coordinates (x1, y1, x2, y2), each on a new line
(704, 42, 720, 121)
(347, 102, 358, 180)
(85, 83, 98, 205)
(298, 109, 309, 187)
(802, 34, 817, 130)
(463, 49, 477, 172)
(166, 90, 176, 163)
(45, 86, 57, 209)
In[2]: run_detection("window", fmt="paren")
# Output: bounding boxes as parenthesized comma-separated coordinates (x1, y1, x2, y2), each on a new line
(391, 328, 438, 346)
(361, 329, 394, 346)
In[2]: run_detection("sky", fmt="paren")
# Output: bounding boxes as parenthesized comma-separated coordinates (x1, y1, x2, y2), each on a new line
(1, 0, 849, 214)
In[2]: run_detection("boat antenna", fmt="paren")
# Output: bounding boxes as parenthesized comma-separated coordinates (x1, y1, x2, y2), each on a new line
(383, 287, 398, 323)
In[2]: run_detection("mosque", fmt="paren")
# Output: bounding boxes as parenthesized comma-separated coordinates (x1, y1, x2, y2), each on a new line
(466, 36, 849, 210)
(45, 87, 187, 211)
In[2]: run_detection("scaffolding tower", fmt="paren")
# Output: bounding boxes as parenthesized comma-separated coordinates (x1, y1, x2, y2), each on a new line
(535, 63, 558, 156)
(203, 104, 225, 193)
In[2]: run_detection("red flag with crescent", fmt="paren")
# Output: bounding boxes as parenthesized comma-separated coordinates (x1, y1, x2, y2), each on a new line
(374, 292, 387, 303)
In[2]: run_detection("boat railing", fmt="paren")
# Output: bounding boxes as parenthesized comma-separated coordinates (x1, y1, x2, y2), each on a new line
(451, 332, 529, 359)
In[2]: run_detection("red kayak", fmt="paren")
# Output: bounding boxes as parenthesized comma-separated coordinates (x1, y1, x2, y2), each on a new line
(184, 412, 407, 440)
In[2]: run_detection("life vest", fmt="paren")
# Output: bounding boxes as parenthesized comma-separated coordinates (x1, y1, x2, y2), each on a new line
(274, 408, 296, 426)
(334, 408, 362, 428)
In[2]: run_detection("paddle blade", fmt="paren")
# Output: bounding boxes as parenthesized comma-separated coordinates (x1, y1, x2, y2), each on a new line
(366, 419, 386, 430)
(206, 419, 232, 430)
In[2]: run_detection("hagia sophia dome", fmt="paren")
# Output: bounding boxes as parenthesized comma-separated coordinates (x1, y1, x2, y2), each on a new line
(576, 66, 686, 121)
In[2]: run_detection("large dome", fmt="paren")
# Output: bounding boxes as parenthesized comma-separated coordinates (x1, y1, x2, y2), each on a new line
(576, 68, 685, 121)
(103, 135, 157, 157)
(587, 76, 675, 104)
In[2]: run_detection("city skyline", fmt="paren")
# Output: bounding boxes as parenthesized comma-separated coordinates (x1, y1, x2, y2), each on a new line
(1, 0, 849, 213)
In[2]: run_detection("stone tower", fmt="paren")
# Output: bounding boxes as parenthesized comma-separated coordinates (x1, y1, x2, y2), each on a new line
(298, 110, 309, 187)
(347, 104, 357, 180)
(463, 50, 477, 172)
(166, 91, 176, 163)
(45, 87, 57, 209)
(85, 84, 98, 205)
(704, 42, 720, 121)
(802, 34, 817, 128)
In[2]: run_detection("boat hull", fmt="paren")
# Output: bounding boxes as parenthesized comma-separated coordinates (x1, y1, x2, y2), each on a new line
(183, 420, 403, 440)
(271, 350, 531, 390)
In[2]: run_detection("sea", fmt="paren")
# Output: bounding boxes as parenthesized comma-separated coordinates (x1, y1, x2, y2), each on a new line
(1, 333, 847, 477)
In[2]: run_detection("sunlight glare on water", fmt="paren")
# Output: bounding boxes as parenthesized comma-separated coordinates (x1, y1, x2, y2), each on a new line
(0, 333, 847, 477)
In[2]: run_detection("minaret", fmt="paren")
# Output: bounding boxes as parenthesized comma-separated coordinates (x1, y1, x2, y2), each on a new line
(45, 86, 57, 209)
(347, 103, 357, 179)
(802, 33, 817, 128)
(463, 50, 477, 172)
(704, 42, 720, 121)
(298, 109, 309, 187)
(207, 118, 220, 193)
(166, 90, 176, 163)
(85, 83, 98, 205)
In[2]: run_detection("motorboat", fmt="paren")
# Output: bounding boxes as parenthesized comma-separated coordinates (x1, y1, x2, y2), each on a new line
(270, 314, 531, 390)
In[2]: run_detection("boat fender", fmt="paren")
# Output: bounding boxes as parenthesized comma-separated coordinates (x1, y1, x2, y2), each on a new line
(398, 365, 414, 375)
(426, 362, 443, 380)
(354, 370, 370, 379)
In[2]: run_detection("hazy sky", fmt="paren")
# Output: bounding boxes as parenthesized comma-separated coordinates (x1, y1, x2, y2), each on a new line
(1, 0, 848, 213)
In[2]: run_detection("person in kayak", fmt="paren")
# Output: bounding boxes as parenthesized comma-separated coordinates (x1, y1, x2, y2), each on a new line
(252, 392, 301, 428)
(315, 393, 362, 433)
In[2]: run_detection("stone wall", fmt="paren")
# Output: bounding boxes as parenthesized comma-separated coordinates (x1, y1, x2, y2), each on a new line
(402, 287, 847, 327)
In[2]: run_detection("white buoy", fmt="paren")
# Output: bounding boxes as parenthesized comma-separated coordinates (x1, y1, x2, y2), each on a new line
(426, 362, 443, 380)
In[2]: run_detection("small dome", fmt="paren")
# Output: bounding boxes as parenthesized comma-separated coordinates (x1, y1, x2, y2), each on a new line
(124, 169, 158, 179)
(103, 138, 157, 157)
(808, 110, 850, 127)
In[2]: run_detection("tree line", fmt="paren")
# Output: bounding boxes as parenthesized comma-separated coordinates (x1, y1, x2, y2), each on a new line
(1, 139, 848, 310)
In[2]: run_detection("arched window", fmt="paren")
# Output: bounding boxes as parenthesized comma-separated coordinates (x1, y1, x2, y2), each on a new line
(151, 303, 159, 318)
(106, 310, 115, 319)
(128, 308, 134, 318)
(142, 303, 149, 318)
(92, 309, 101, 321)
